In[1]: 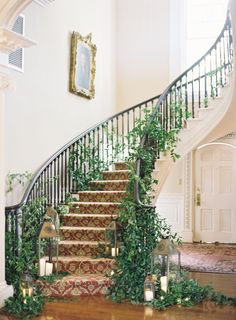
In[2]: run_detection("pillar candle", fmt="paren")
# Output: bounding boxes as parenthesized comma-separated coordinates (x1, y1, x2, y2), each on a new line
(160, 276, 168, 293)
(45, 262, 53, 275)
(39, 258, 46, 276)
(111, 247, 119, 257)
(144, 290, 154, 302)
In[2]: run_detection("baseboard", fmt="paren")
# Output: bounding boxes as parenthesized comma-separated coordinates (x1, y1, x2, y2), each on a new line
(0, 281, 13, 308)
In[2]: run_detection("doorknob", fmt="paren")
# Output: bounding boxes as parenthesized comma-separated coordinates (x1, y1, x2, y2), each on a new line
(196, 188, 201, 206)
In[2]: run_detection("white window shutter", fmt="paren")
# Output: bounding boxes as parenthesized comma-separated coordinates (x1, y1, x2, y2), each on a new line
(8, 15, 25, 72)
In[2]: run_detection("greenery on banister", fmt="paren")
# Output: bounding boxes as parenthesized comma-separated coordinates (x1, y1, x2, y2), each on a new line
(108, 108, 183, 302)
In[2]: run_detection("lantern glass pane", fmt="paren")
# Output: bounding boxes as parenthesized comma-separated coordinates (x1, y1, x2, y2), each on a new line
(152, 238, 181, 279)
(169, 252, 180, 280)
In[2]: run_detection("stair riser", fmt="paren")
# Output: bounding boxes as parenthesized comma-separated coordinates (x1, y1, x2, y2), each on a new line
(75, 192, 126, 203)
(60, 229, 105, 242)
(37, 279, 111, 298)
(102, 171, 129, 180)
(57, 260, 115, 276)
(69, 203, 120, 215)
(89, 181, 128, 191)
(62, 216, 114, 228)
(59, 244, 103, 257)
(114, 163, 128, 170)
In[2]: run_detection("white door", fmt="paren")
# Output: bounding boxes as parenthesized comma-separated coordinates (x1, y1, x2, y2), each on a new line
(194, 144, 236, 243)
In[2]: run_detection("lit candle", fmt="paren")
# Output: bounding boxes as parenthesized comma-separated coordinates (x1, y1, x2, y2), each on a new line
(160, 276, 168, 293)
(22, 287, 33, 303)
(111, 247, 119, 257)
(39, 258, 46, 276)
(22, 288, 27, 297)
(28, 287, 33, 296)
(144, 290, 154, 302)
(45, 262, 53, 275)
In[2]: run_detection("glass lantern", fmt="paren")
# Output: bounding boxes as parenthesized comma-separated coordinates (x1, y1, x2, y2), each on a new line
(105, 219, 122, 257)
(151, 237, 181, 292)
(20, 272, 34, 303)
(144, 273, 155, 302)
(38, 207, 59, 276)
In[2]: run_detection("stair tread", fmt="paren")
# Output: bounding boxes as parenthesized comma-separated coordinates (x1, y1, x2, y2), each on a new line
(59, 240, 105, 245)
(64, 213, 118, 218)
(38, 274, 110, 282)
(70, 201, 121, 205)
(103, 170, 130, 173)
(57, 255, 113, 262)
(90, 179, 129, 183)
(76, 190, 126, 194)
(60, 226, 106, 231)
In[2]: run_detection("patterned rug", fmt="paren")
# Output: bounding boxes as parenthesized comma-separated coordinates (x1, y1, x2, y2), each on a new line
(179, 243, 236, 274)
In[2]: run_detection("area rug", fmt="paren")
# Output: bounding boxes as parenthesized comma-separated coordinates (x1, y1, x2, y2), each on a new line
(179, 243, 236, 274)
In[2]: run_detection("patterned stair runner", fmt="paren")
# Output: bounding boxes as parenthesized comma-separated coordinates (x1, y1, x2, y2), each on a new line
(38, 162, 129, 297)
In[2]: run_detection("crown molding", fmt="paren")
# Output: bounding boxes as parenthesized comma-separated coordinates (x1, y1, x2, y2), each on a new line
(0, 27, 36, 54)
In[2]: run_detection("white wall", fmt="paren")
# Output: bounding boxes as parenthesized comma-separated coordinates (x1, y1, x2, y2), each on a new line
(116, 0, 171, 110)
(5, 0, 117, 204)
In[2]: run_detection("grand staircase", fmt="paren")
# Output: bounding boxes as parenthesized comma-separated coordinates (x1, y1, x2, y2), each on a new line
(5, 10, 235, 300)
(37, 162, 128, 297)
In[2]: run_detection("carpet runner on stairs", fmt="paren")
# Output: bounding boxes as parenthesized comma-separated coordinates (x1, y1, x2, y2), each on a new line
(37, 162, 128, 298)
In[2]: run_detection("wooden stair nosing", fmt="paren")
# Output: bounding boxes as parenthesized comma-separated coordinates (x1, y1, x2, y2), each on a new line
(60, 226, 106, 231)
(63, 213, 118, 218)
(59, 240, 105, 246)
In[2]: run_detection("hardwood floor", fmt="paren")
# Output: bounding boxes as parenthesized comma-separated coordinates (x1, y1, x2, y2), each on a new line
(1, 272, 236, 320)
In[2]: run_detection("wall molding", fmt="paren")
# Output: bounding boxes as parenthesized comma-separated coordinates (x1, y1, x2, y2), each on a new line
(0, 281, 13, 308)
(183, 152, 193, 232)
(156, 193, 184, 235)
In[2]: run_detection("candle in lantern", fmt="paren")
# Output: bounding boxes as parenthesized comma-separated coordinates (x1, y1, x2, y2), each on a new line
(39, 258, 46, 276)
(22, 287, 33, 303)
(144, 273, 155, 302)
(111, 247, 119, 257)
(144, 289, 154, 302)
(45, 262, 53, 275)
(160, 276, 168, 293)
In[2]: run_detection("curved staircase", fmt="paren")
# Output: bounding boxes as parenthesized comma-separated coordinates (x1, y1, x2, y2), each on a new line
(5, 10, 235, 300)
(37, 162, 128, 297)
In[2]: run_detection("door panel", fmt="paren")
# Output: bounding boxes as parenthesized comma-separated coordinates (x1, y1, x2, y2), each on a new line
(194, 144, 236, 243)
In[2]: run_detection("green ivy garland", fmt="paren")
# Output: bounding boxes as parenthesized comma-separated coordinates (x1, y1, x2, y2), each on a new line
(150, 275, 236, 309)
(109, 109, 182, 302)
(5, 198, 46, 319)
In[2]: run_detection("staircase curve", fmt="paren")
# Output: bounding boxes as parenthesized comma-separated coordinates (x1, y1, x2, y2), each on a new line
(5, 9, 235, 297)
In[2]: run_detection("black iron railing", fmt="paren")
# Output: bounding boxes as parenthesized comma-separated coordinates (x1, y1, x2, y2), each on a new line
(5, 11, 233, 252)
(5, 95, 160, 234)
